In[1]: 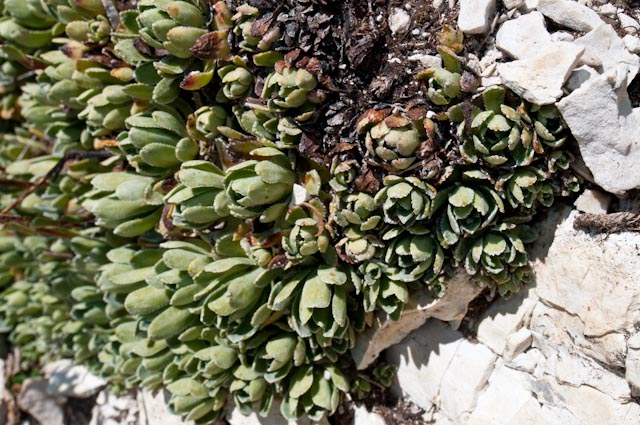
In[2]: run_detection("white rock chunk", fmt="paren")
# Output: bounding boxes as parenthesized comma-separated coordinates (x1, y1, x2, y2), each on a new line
(476, 286, 537, 355)
(45, 359, 106, 398)
(18, 379, 66, 425)
(352, 271, 482, 369)
(530, 301, 628, 369)
(565, 64, 599, 91)
(534, 208, 640, 336)
(537, 0, 603, 32)
(353, 405, 386, 425)
(496, 12, 552, 59)
(627, 334, 640, 397)
(502, 0, 524, 9)
(497, 43, 584, 104)
(618, 12, 640, 34)
(467, 363, 541, 425)
(597, 3, 617, 18)
(458, 0, 497, 34)
(407, 54, 442, 69)
(533, 377, 640, 425)
(387, 320, 495, 415)
(573, 189, 611, 214)
(89, 390, 139, 425)
(557, 72, 640, 194)
(574, 24, 639, 87)
(388, 8, 411, 35)
(550, 31, 575, 42)
(504, 328, 533, 361)
(623, 34, 640, 53)
(438, 340, 497, 418)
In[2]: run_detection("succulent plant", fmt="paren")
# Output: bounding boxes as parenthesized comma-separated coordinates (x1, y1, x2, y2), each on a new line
(232, 4, 281, 52)
(217, 58, 254, 102)
(81, 172, 163, 237)
(258, 65, 323, 115)
(495, 167, 554, 211)
(0, 0, 64, 50)
(188, 105, 229, 141)
(454, 223, 537, 296)
(224, 147, 295, 223)
(219, 106, 305, 149)
(374, 175, 436, 228)
(380, 227, 445, 287)
(455, 87, 570, 167)
(433, 177, 505, 248)
(65, 15, 110, 44)
(118, 109, 199, 175)
(78, 85, 143, 139)
(135, 0, 210, 58)
(269, 265, 355, 354)
(357, 108, 436, 172)
(164, 160, 231, 229)
(355, 261, 408, 320)
(282, 200, 336, 267)
(418, 45, 463, 106)
(0, 10, 583, 424)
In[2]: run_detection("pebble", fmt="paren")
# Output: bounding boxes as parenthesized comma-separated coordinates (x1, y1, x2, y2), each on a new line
(389, 8, 411, 35)
(597, 4, 617, 18)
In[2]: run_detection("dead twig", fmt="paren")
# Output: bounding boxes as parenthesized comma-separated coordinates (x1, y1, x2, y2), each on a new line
(0, 150, 113, 215)
(573, 212, 640, 233)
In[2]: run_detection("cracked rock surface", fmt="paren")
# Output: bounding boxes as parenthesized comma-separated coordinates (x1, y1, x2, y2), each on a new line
(380, 206, 640, 425)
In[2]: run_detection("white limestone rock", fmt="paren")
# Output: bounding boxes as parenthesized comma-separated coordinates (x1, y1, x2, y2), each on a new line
(557, 72, 640, 194)
(476, 286, 537, 355)
(353, 405, 386, 425)
(627, 334, 640, 397)
(504, 328, 533, 361)
(467, 363, 541, 425)
(438, 339, 496, 418)
(533, 376, 640, 425)
(407, 54, 442, 69)
(550, 31, 575, 42)
(17, 379, 66, 425)
(45, 359, 106, 398)
(458, 0, 497, 34)
(565, 64, 599, 91)
(623, 34, 640, 54)
(497, 43, 584, 104)
(574, 24, 639, 87)
(530, 302, 628, 369)
(388, 8, 411, 35)
(352, 270, 482, 369)
(537, 0, 603, 32)
(597, 3, 617, 18)
(534, 209, 640, 336)
(573, 189, 612, 214)
(507, 348, 546, 375)
(386, 320, 496, 415)
(496, 12, 552, 59)
(502, 0, 524, 9)
(618, 12, 640, 34)
(89, 390, 139, 425)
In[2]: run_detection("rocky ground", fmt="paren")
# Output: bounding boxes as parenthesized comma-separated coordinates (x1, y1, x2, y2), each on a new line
(2, 0, 640, 424)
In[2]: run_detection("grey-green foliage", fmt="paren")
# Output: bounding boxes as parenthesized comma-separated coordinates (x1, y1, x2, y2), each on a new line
(0, 1, 583, 423)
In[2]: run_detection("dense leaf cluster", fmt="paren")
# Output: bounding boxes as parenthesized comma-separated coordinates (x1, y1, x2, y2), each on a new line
(0, 1, 578, 422)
